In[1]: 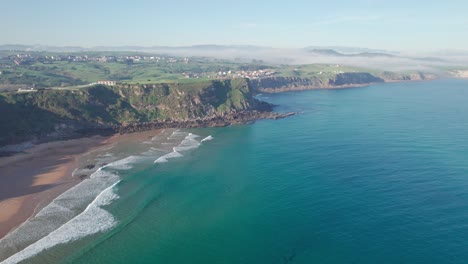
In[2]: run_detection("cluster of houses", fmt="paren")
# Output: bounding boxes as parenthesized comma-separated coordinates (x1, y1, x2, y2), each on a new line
(233, 69, 276, 79)
(90, 80, 117, 86)
(209, 69, 276, 79)
(17, 87, 37, 92)
(182, 72, 203, 79)
(182, 69, 277, 80)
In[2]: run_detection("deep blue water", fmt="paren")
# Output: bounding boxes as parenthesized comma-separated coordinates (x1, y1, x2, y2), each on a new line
(4, 79, 468, 264)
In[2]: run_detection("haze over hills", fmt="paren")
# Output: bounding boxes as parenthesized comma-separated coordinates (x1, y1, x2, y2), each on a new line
(304, 46, 399, 55)
(2, 44, 468, 72)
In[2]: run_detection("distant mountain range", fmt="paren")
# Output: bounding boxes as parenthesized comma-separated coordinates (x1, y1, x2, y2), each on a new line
(304, 46, 399, 55)
(305, 48, 449, 62)
(307, 48, 396, 58)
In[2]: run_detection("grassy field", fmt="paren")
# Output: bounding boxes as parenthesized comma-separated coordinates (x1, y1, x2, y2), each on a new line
(0, 53, 251, 89)
(0, 51, 455, 91)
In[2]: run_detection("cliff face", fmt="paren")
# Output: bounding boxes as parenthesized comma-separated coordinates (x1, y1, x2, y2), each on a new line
(249, 77, 323, 92)
(377, 71, 438, 82)
(329, 73, 384, 86)
(250, 72, 435, 93)
(0, 79, 270, 146)
(0, 70, 439, 146)
(115, 79, 264, 121)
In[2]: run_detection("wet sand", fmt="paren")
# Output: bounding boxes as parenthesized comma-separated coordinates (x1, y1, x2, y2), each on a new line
(0, 130, 165, 240)
(0, 136, 112, 238)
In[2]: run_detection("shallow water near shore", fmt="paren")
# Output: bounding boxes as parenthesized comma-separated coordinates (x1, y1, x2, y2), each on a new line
(3, 79, 468, 263)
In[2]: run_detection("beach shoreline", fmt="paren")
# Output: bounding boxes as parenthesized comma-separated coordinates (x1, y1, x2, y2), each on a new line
(0, 129, 168, 241)
(0, 135, 113, 239)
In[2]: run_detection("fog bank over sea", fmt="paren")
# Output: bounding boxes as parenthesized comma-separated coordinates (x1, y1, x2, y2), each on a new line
(2, 44, 468, 72)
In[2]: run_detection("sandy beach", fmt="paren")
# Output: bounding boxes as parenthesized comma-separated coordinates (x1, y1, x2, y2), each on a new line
(0, 136, 112, 239)
(0, 129, 166, 240)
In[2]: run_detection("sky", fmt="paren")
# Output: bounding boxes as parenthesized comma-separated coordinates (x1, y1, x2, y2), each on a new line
(2, 0, 468, 52)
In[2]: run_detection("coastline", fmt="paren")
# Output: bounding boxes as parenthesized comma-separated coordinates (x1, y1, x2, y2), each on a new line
(0, 77, 435, 241)
(0, 136, 112, 239)
(0, 129, 170, 243)
(0, 111, 290, 241)
(0, 110, 293, 240)
(254, 77, 440, 93)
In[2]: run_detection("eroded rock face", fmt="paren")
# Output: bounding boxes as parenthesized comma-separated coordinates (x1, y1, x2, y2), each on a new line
(329, 73, 384, 86)
(249, 77, 321, 93)
(378, 71, 438, 82)
(0, 79, 281, 146)
(249, 72, 436, 93)
(0, 69, 438, 146)
(249, 73, 383, 93)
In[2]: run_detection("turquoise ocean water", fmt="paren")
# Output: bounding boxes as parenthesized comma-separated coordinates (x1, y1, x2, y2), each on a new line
(2, 79, 468, 263)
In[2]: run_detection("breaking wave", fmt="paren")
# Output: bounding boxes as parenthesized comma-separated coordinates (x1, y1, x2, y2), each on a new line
(2, 181, 120, 264)
(155, 149, 184, 163)
(0, 129, 212, 263)
(0, 154, 138, 263)
(155, 133, 203, 163)
(201, 135, 214, 142)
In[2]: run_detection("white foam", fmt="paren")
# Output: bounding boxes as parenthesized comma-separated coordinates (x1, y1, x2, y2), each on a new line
(0, 131, 204, 262)
(154, 133, 202, 164)
(141, 147, 167, 156)
(187, 133, 200, 138)
(174, 134, 201, 152)
(2, 181, 120, 264)
(103, 155, 141, 170)
(151, 130, 165, 141)
(201, 135, 214, 142)
(154, 150, 184, 163)
(0, 157, 128, 262)
(167, 130, 185, 140)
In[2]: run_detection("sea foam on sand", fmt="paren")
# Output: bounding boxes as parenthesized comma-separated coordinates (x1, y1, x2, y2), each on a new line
(0, 130, 210, 263)
(1, 180, 120, 264)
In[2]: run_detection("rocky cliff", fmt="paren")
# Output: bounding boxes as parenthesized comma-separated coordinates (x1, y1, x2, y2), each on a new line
(377, 71, 438, 82)
(0, 79, 273, 146)
(249, 72, 436, 93)
(0, 71, 438, 146)
(114, 79, 270, 121)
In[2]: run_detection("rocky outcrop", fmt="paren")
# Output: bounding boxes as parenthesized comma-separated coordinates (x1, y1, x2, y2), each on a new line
(378, 71, 438, 82)
(250, 73, 384, 93)
(249, 77, 323, 92)
(0, 69, 438, 146)
(329, 73, 384, 86)
(250, 72, 436, 93)
(0, 80, 282, 146)
(115, 111, 295, 134)
(114, 79, 261, 120)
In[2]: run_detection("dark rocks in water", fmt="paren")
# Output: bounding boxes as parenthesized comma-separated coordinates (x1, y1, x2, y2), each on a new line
(115, 111, 296, 134)
(0, 151, 18, 157)
(84, 164, 95, 170)
(78, 174, 88, 180)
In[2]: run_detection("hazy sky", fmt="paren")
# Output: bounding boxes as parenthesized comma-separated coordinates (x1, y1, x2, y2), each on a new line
(2, 0, 467, 51)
